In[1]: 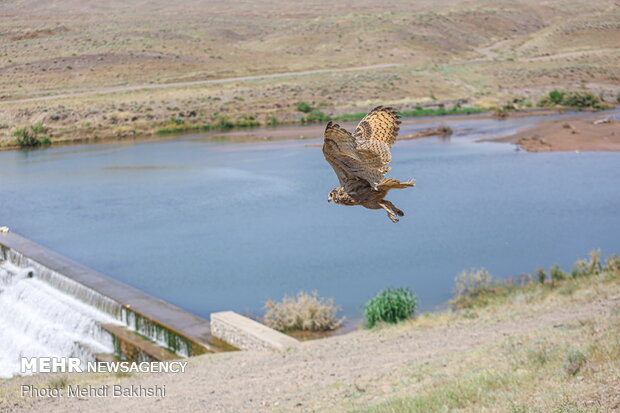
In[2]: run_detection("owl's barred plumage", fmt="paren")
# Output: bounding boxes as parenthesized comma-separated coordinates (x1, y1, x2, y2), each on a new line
(323, 106, 415, 223)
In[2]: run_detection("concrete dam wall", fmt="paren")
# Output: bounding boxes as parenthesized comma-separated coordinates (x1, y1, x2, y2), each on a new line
(0, 232, 224, 378)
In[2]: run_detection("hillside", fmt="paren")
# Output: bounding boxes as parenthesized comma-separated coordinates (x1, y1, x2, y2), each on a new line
(0, 0, 618, 146)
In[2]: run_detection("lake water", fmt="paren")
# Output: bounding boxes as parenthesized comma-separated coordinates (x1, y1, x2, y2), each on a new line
(1, 111, 619, 323)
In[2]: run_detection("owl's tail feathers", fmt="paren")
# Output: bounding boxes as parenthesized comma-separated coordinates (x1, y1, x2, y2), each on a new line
(378, 178, 415, 191)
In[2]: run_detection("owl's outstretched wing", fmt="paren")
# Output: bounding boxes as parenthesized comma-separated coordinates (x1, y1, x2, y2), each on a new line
(322, 122, 385, 190)
(352, 106, 401, 183)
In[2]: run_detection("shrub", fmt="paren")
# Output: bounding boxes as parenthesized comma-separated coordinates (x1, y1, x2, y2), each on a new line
(301, 109, 331, 123)
(561, 91, 600, 108)
(263, 291, 343, 332)
(603, 254, 620, 273)
(538, 90, 601, 108)
(214, 115, 234, 129)
(267, 115, 278, 126)
(13, 126, 50, 148)
(616, 93, 620, 104)
(549, 90, 565, 105)
(454, 268, 492, 297)
(587, 250, 603, 275)
(364, 287, 418, 328)
(235, 114, 259, 128)
(537, 268, 547, 284)
(550, 265, 567, 282)
(14, 128, 40, 147)
(296, 101, 312, 113)
(450, 268, 501, 309)
(30, 122, 47, 134)
(564, 348, 587, 376)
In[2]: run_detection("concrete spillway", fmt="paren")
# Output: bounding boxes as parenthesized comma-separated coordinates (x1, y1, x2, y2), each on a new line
(0, 232, 222, 378)
(0, 260, 118, 378)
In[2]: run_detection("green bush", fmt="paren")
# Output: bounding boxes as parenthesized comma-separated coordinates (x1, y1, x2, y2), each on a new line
(296, 101, 312, 113)
(267, 115, 278, 126)
(13, 128, 40, 147)
(550, 265, 567, 282)
(214, 115, 235, 129)
(537, 268, 547, 284)
(538, 90, 601, 108)
(234, 114, 259, 128)
(561, 91, 599, 108)
(549, 90, 565, 105)
(301, 109, 331, 123)
(364, 287, 418, 328)
(13, 125, 51, 148)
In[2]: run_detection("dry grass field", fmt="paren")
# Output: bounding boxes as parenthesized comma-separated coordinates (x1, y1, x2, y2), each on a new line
(0, 0, 619, 146)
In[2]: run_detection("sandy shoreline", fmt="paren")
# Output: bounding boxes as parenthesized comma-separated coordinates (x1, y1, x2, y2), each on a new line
(0, 109, 560, 152)
(1, 108, 617, 153)
(485, 109, 619, 152)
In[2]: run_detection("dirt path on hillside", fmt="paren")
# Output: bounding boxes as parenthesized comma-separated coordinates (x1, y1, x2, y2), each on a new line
(0, 63, 403, 105)
(4, 291, 618, 413)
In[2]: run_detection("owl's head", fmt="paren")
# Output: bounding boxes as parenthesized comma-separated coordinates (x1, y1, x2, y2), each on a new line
(327, 187, 356, 205)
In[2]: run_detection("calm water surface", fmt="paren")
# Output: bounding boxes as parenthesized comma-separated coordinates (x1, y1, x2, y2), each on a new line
(1, 111, 619, 321)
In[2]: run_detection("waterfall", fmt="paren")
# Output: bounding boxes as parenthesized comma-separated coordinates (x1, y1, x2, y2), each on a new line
(0, 259, 121, 378)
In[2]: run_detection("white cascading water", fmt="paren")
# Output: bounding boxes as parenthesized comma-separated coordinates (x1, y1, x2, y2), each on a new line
(0, 259, 121, 378)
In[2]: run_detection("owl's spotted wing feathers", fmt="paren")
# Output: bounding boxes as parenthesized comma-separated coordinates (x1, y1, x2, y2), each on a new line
(353, 106, 401, 170)
(323, 121, 385, 190)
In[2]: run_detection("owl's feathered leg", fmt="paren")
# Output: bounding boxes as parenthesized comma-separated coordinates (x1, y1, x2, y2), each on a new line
(379, 200, 404, 223)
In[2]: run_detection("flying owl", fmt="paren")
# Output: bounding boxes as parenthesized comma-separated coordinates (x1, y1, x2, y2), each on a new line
(323, 106, 415, 223)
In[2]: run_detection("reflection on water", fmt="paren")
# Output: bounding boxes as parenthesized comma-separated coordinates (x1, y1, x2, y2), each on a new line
(0, 111, 619, 320)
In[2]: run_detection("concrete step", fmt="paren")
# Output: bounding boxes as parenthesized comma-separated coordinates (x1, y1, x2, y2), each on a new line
(211, 311, 299, 351)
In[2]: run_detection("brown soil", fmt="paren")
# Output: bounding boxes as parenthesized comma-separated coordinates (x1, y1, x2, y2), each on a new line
(486, 110, 620, 152)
